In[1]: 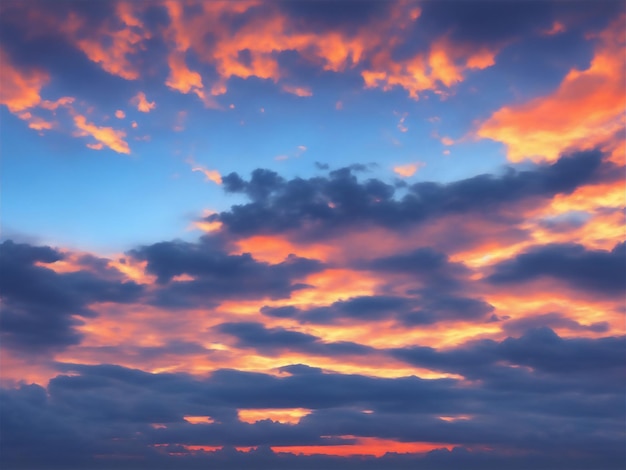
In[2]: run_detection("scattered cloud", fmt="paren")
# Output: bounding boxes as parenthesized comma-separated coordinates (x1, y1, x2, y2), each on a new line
(132, 91, 156, 113)
(73, 114, 130, 154)
(393, 161, 426, 178)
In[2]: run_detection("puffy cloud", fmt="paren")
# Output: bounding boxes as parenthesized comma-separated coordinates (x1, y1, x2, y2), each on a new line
(192, 166, 223, 185)
(62, 2, 151, 80)
(132, 91, 156, 112)
(129, 238, 323, 305)
(362, 36, 498, 99)
(0, 241, 143, 353)
(282, 85, 313, 97)
(487, 241, 626, 296)
(0, 48, 48, 113)
(209, 150, 611, 238)
(393, 162, 425, 178)
(392, 328, 626, 391)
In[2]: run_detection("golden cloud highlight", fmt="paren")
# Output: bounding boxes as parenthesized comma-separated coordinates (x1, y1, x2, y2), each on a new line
(73, 114, 131, 154)
(393, 161, 425, 178)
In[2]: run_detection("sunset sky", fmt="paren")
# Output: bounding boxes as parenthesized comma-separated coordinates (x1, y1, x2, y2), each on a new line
(1, 1, 625, 469)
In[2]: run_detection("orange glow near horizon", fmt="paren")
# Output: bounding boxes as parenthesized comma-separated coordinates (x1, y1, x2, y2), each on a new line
(238, 408, 312, 424)
(184, 416, 215, 424)
(272, 437, 456, 457)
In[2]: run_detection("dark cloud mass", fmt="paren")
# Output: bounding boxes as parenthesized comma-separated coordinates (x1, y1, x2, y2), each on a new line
(210, 150, 612, 238)
(1, 348, 624, 469)
(1, 0, 625, 467)
(130, 238, 323, 306)
(215, 321, 376, 357)
(0, 241, 143, 352)
(488, 241, 626, 296)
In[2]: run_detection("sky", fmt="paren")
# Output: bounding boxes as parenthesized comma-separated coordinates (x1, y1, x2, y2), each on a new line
(0, 0, 625, 468)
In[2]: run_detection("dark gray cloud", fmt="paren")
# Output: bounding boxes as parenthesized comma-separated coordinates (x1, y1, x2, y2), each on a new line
(130, 238, 324, 306)
(0, 241, 144, 353)
(215, 321, 376, 357)
(259, 292, 494, 327)
(2, 355, 624, 469)
(210, 150, 614, 239)
(392, 327, 626, 386)
(488, 241, 626, 296)
(502, 312, 609, 336)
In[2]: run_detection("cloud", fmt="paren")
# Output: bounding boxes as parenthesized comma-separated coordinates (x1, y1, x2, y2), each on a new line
(192, 166, 223, 185)
(393, 162, 425, 178)
(129, 238, 323, 305)
(0, 47, 59, 131)
(1, 3, 624, 468)
(392, 327, 625, 383)
(395, 112, 408, 132)
(260, 288, 494, 328)
(165, 51, 208, 101)
(0, 48, 49, 113)
(209, 150, 611, 238)
(362, 35, 498, 100)
(0, 241, 143, 353)
(282, 85, 313, 97)
(73, 114, 130, 154)
(487, 241, 626, 296)
(477, 15, 626, 162)
(132, 91, 156, 112)
(2, 352, 624, 468)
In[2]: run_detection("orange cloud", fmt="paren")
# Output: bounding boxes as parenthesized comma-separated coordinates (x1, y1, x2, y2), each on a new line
(477, 16, 626, 163)
(282, 85, 313, 97)
(0, 49, 72, 131)
(65, 4, 150, 80)
(40, 96, 74, 111)
(159, 1, 417, 101)
(542, 21, 566, 36)
(115, 110, 126, 119)
(73, 114, 130, 154)
(393, 161, 425, 177)
(0, 48, 48, 113)
(273, 438, 455, 457)
(192, 166, 223, 185)
(395, 111, 408, 132)
(16, 111, 54, 130)
(165, 52, 208, 101)
(131, 91, 156, 112)
(363, 36, 498, 99)
(162, 1, 256, 103)
(238, 408, 311, 424)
